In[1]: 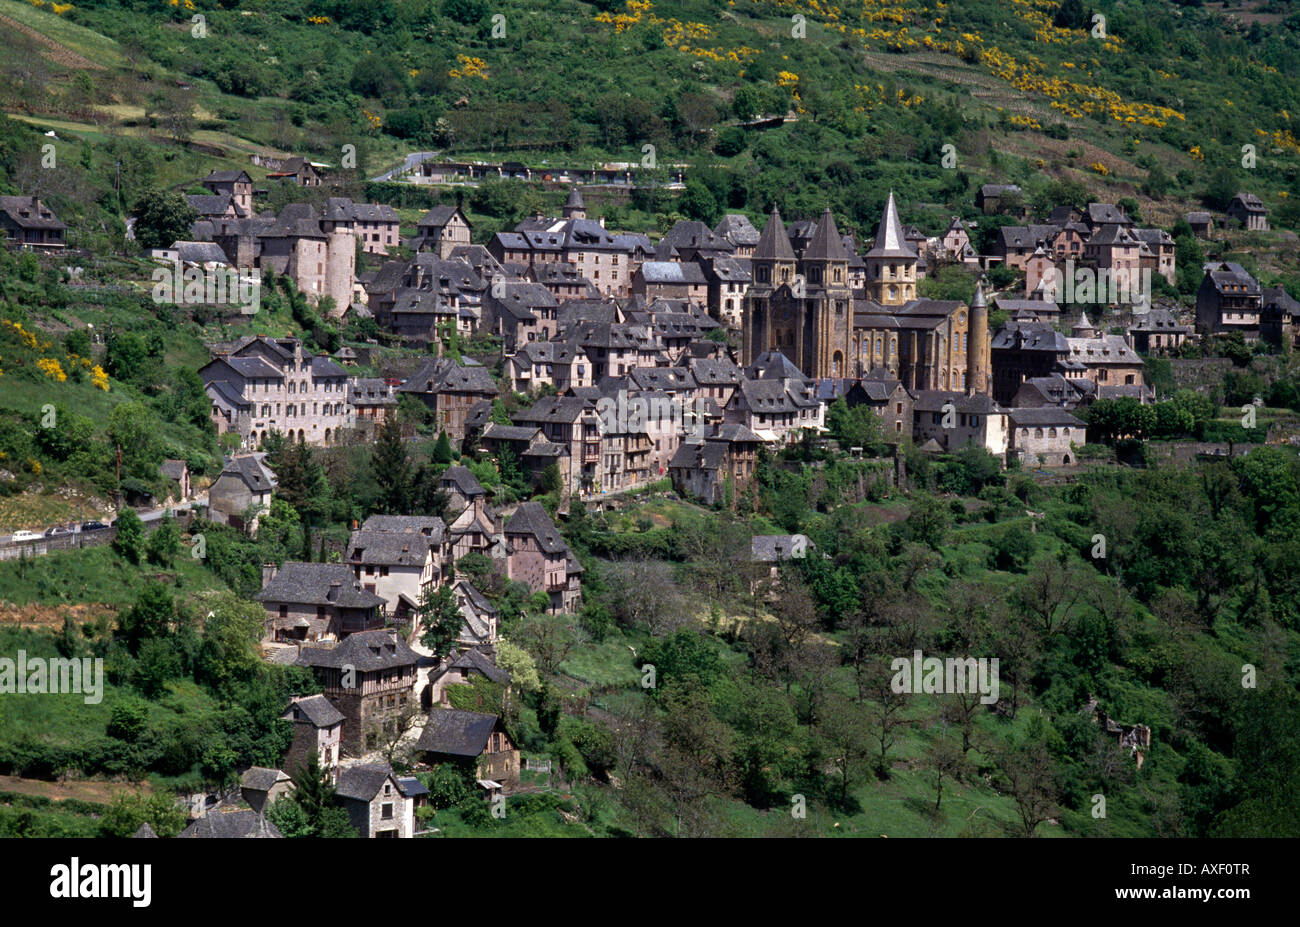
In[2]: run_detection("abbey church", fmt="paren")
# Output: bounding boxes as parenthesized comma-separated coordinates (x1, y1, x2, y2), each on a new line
(742, 192, 990, 396)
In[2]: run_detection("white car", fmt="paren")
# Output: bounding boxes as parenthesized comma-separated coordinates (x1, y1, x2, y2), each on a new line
(11, 530, 42, 543)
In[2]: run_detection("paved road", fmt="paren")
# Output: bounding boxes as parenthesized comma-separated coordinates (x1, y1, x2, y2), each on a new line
(370, 151, 441, 183)
(0, 493, 208, 547)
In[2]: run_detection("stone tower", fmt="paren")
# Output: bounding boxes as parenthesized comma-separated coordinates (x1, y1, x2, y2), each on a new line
(562, 188, 586, 220)
(742, 206, 798, 366)
(325, 227, 356, 319)
(800, 206, 854, 378)
(966, 281, 991, 396)
(865, 191, 917, 306)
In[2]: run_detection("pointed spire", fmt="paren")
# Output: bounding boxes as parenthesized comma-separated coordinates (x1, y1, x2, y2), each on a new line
(866, 191, 915, 258)
(1076, 309, 1092, 329)
(971, 280, 986, 310)
(754, 205, 796, 262)
(804, 206, 852, 261)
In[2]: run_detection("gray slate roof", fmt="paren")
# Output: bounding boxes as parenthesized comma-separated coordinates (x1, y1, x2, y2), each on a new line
(416, 709, 500, 756)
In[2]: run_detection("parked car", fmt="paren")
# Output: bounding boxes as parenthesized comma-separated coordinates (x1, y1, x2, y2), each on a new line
(45, 526, 72, 537)
(11, 530, 42, 543)
(81, 521, 110, 532)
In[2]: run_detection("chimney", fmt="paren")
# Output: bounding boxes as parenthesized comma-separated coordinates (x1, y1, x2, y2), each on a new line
(327, 581, 341, 602)
(262, 563, 277, 586)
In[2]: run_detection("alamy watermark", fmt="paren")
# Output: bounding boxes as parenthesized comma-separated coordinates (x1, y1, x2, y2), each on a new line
(1040, 260, 1152, 311)
(890, 649, 1000, 705)
(151, 264, 261, 313)
(595, 390, 710, 439)
(0, 652, 104, 704)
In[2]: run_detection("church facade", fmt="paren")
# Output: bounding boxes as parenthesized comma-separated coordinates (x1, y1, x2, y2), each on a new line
(743, 192, 989, 395)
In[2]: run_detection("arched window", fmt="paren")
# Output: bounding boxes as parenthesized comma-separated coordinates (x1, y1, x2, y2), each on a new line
(1049, 428, 1057, 438)
(1035, 428, 1043, 438)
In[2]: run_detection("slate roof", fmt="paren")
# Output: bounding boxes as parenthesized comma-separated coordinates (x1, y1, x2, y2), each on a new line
(418, 205, 467, 229)
(446, 648, 510, 685)
(1086, 203, 1133, 226)
(335, 763, 396, 802)
(360, 515, 448, 540)
(638, 261, 708, 285)
(256, 562, 386, 608)
(297, 630, 418, 671)
(991, 322, 1070, 353)
(440, 465, 485, 497)
(217, 454, 278, 493)
(416, 709, 500, 756)
(0, 195, 66, 230)
(804, 207, 853, 261)
(241, 767, 289, 792)
(347, 529, 433, 567)
(754, 207, 797, 262)
(715, 213, 761, 246)
(284, 694, 344, 728)
(913, 390, 1005, 414)
(1007, 407, 1085, 427)
(505, 501, 568, 554)
(398, 357, 498, 395)
(178, 809, 282, 838)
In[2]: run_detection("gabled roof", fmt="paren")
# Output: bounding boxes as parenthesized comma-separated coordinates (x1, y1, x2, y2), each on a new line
(347, 529, 433, 567)
(398, 357, 498, 396)
(335, 763, 397, 802)
(416, 709, 501, 756)
(505, 501, 569, 555)
(297, 630, 418, 671)
(256, 562, 386, 608)
(178, 808, 281, 838)
(714, 213, 761, 246)
(216, 454, 278, 493)
(241, 766, 290, 792)
(440, 465, 485, 497)
(283, 694, 345, 728)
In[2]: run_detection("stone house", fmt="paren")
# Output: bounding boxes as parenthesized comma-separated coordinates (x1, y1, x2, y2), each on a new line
(417, 709, 520, 788)
(714, 213, 761, 257)
(667, 423, 762, 506)
(335, 763, 415, 838)
(631, 261, 709, 304)
(413, 206, 472, 258)
(1129, 307, 1193, 355)
(1261, 285, 1300, 349)
(240, 767, 293, 814)
(976, 183, 1022, 214)
(397, 357, 499, 444)
(506, 341, 593, 394)
(701, 255, 752, 328)
(0, 195, 67, 250)
(425, 647, 510, 709)
(200, 336, 352, 448)
(1196, 262, 1262, 338)
(159, 459, 192, 502)
(201, 170, 254, 216)
(297, 630, 419, 756)
(1226, 192, 1268, 231)
(207, 454, 277, 535)
(504, 501, 581, 614)
(282, 694, 344, 781)
(512, 395, 604, 497)
(1067, 314, 1147, 389)
(912, 391, 1009, 456)
(256, 562, 387, 642)
(266, 157, 322, 187)
(322, 198, 401, 255)
(1007, 406, 1084, 467)
(345, 527, 438, 622)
